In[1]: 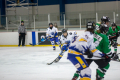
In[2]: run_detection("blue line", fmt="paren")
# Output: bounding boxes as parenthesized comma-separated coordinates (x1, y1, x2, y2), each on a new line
(32, 31, 36, 45)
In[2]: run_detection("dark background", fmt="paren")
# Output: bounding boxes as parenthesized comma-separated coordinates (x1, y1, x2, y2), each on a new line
(38, 32, 62, 45)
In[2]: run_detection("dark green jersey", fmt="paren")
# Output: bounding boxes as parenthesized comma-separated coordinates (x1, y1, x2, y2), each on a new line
(106, 26, 120, 37)
(94, 31, 111, 56)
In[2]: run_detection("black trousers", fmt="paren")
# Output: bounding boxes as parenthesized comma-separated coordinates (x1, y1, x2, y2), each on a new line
(109, 36, 118, 49)
(109, 36, 118, 42)
(19, 33, 25, 46)
(86, 59, 108, 68)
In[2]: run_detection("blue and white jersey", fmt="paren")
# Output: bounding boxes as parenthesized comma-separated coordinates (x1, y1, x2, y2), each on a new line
(60, 31, 77, 46)
(46, 26, 58, 38)
(68, 31, 103, 59)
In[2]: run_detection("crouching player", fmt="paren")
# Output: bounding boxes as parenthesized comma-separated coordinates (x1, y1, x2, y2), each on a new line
(67, 22, 103, 80)
(54, 29, 77, 62)
(46, 23, 61, 50)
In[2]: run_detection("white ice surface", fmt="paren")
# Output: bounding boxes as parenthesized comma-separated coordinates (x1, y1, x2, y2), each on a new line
(0, 47, 120, 80)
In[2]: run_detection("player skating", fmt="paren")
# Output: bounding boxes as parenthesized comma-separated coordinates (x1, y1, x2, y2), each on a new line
(93, 16, 112, 80)
(67, 21, 104, 80)
(47, 29, 77, 64)
(46, 23, 61, 50)
(106, 22, 120, 60)
(72, 16, 113, 80)
(54, 29, 77, 63)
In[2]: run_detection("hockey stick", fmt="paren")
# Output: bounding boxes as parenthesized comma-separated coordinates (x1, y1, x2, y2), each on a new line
(29, 39, 46, 46)
(111, 53, 120, 62)
(47, 59, 56, 65)
(94, 54, 120, 62)
(47, 51, 65, 65)
(29, 42, 43, 46)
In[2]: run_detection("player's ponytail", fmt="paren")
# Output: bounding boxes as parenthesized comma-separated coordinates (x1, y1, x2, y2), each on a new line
(96, 30, 101, 33)
(85, 28, 94, 34)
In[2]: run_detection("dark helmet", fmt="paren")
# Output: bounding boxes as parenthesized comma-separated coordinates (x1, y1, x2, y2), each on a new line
(49, 23, 53, 26)
(86, 21, 96, 30)
(101, 16, 110, 23)
(21, 20, 24, 23)
(62, 29, 67, 33)
(112, 22, 117, 27)
(99, 24, 109, 34)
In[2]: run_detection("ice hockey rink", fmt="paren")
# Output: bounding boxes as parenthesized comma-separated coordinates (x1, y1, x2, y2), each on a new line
(0, 46, 120, 80)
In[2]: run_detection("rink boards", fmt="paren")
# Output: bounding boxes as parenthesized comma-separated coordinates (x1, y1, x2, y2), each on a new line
(0, 30, 120, 47)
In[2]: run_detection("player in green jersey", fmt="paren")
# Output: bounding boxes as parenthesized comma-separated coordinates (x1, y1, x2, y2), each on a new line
(106, 22, 120, 60)
(72, 16, 113, 80)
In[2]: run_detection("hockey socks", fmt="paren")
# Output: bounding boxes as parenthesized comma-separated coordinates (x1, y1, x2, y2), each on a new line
(96, 63, 110, 78)
(72, 71, 80, 80)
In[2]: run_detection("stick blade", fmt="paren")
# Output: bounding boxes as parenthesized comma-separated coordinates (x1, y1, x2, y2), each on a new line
(47, 63, 52, 65)
(29, 43, 33, 45)
(29, 43, 35, 46)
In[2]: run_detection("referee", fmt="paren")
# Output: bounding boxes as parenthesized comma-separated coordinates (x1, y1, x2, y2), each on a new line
(18, 20, 27, 46)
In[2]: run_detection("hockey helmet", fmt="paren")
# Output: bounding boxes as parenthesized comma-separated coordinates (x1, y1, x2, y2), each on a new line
(101, 16, 110, 23)
(62, 29, 67, 33)
(99, 24, 109, 34)
(49, 23, 53, 26)
(112, 22, 117, 27)
(86, 21, 96, 30)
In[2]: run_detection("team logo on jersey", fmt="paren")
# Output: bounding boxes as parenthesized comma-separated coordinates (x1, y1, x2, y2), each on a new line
(85, 35, 88, 39)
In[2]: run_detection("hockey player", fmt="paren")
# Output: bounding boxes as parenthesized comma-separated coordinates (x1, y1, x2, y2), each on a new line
(106, 22, 120, 60)
(67, 21, 104, 80)
(54, 29, 77, 63)
(92, 17, 112, 80)
(46, 23, 61, 50)
(72, 16, 113, 80)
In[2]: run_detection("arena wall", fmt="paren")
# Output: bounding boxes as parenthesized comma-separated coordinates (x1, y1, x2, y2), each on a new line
(6, 1, 120, 16)
(0, 31, 120, 46)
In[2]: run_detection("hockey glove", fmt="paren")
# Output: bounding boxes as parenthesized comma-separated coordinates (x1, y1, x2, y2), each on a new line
(117, 30, 120, 37)
(46, 36, 49, 40)
(84, 49, 93, 58)
(65, 41, 70, 47)
(104, 54, 111, 62)
(62, 45, 68, 51)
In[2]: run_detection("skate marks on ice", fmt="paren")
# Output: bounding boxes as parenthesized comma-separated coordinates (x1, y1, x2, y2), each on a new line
(0, 47, 72, 80)
(0, 47, 120, 80)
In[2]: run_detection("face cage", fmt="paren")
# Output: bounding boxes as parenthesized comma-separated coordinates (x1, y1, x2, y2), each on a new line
(63, 32, 68, 38)
(101, 27, 109, 34)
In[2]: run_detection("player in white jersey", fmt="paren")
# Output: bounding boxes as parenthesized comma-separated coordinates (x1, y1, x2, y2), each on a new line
(60, 29, 77, 48)
(46, 23, 61, 50)
(67, 22, 104, 80)
(54, 29, 77, 63)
